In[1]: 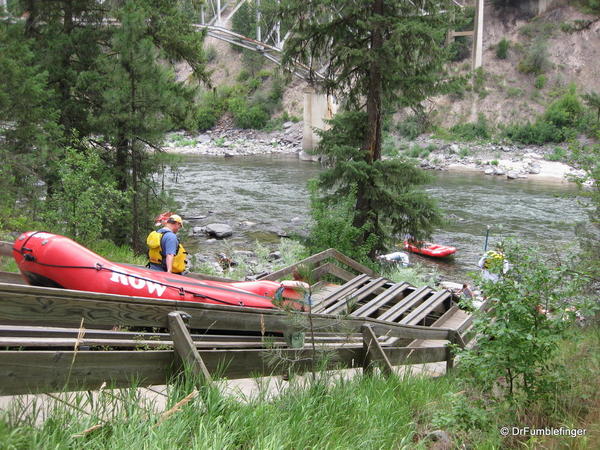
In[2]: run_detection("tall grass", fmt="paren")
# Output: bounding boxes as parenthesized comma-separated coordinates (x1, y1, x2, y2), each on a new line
(0, 372, 502, 449)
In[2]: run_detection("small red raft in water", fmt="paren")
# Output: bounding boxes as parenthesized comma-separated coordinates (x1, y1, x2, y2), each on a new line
(12, 231, 305, 309)
(403, 240, 457, 258)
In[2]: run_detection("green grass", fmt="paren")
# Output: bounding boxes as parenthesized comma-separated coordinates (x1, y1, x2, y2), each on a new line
(0, 372, 500, 449)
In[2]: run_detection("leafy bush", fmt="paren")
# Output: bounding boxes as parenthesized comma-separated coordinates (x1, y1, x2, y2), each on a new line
(503, 121, 566, 145)
(518, 39, 551, 75)
(228, 97, 269, 129)
(543, 85, 584, 129)
(534, 74, 547, 89)
(458, 241, 582, 402)
(546, 147, 567, 161)
(397, 112, 429, 140)
(496, 38, 509, 59)
(196, 106, 219, 131)
(449, 113, 491, 141)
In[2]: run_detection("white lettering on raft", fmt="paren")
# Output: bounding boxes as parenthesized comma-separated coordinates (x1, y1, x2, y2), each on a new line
(109, 272, 167, 297)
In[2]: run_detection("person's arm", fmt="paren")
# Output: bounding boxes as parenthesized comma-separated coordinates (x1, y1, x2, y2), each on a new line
(165, 254, 174, 273)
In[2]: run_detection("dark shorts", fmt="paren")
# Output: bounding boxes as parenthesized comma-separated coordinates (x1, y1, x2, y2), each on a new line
(148, 263, 166, 272)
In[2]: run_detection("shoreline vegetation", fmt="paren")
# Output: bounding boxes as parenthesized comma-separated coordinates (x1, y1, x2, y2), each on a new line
(0, 325, 597, 448)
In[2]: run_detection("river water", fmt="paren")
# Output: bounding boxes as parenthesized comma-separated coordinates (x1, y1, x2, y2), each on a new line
(164, 154, 587, 278)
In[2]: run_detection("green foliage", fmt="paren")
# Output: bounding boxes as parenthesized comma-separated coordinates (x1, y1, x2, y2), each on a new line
(534, 74, 547, 89)
(503, 121, 566, 145)
(546, 146, 567, 161)
(396, 113, 429, 140)
(311, 111, 442, 257)
(582, 91, 600, 123)
(228, 97, 269, 129)
(459, 241, 584, 402)
(43, 146, 128, 244)
(496, 38, 510, 59)
(504, 87, 585, 145)
(518, 39, 551, 75)
(306, 181, 377, 268)
(506, 86, 524, 97)
(449, 113, 491, 141)
(543, 85, 584, 129)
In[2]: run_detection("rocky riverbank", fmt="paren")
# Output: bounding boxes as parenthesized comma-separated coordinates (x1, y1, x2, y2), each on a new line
(164, 122, 586, 183)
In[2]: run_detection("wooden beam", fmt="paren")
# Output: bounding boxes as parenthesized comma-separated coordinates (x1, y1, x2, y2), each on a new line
(313, 274, 370, 313)
(0, 345, 449, 395)
(328, 249, 377, 277)
(0, 240, 12, 257)
(322, 277, 388, 315)
(0, 283, 456, 341)
(0, 271, 24, 284)
(168, 311, 212, 383)
(362, 324, 393, 376)
(376, 286, 432, 322)
(258, 249, 333, 281)
(351, 282, 409, 317)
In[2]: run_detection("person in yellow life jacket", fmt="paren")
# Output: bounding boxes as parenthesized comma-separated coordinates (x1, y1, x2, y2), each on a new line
(478, 248, 510, 283)
(147, 214, 188, 274)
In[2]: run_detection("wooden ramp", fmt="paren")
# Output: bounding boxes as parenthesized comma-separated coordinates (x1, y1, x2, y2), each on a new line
(0, 243, 476, 396)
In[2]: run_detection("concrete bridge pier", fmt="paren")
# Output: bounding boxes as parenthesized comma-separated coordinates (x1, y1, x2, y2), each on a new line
(301, 86, 337, 156)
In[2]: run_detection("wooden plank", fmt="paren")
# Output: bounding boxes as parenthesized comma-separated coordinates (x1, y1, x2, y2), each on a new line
(362, 324, 393, 376)
(168, 311, 212, 382)
(258, 249, 333, 281)
(321, 277, 388, 315)
(0, 284, 455, 341)
(312, 274, 370, 313)
(0, 345, 449, 395)
(400, 290, 451, 325)
(328, 249, 378, 277)
(321, 264, 357, 283)
(376, 286, 432, 322)
(451, 30, 474, 37)
(0, 271, 25, 285)
(351, 282, 410, 317)
(0, 241, 12, 257)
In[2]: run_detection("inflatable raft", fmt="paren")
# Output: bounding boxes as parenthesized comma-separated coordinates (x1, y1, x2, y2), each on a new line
(12, 231, 305, 309)
(403, 240, 457, 258)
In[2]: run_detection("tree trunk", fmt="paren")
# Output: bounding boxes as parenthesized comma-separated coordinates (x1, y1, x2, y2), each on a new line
(364, 0, 383, 163)
(353, 0, 384, 253)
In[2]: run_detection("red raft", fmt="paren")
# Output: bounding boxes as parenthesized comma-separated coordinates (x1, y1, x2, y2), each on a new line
(12, 231, 305, 309)
(403, 240, 457, 258)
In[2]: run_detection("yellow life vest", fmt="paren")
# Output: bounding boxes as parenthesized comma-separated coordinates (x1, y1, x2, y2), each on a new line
(146, 230, 187, 274)
(483, 250, 504, 269)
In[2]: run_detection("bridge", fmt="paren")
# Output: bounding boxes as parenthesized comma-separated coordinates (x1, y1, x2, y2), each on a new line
(0, 0, 506, 150)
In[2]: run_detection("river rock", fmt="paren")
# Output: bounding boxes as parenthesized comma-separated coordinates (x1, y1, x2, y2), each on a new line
(192, 226, 206, 235)
(268, 251, 281, 261)
(449, 144, 459, 154)
(205, 223, 233, 238)
(283, 121, 294, 129)
(484, 167, 494, 175)
(528, 166, 541, 174)
(506, 171, 519, 179)
(494, 167, 506, 176)
(197, 134, 211, 143)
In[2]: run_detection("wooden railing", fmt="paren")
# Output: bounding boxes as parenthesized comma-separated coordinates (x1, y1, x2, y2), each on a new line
(0, 238, 472, 397)
(0, 282, 464, 396)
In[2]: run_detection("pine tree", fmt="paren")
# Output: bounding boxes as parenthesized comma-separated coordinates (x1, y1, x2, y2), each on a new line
(280, 0, 456, 256)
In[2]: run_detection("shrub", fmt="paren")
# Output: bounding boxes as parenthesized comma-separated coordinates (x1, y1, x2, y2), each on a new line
(196, 106, 218, 131)
(397, 112, 429, 140)
(546, 146, 567, 161)
(518, 39, 551, 75)
(504, 121, 565, 145)
(543, 85, 584, 129)
(228, 97, 269, 129)
(534, 74, 547, 90)
(449, 113, 491, 141)
(496, 38, 509, 59)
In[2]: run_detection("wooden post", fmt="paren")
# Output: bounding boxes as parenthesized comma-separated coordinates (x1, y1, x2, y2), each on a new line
(361, 324, 393, 376)
(446, 330, 466, 373)
(472, 0, 484, 70)
(168, 311, 212, 383)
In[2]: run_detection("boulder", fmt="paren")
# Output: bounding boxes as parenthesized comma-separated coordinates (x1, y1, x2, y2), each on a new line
(205, 223, 233, 238)
(197, 134, 211, 143)
(494, 167, 506, 176)
(484, 167, 494, 175)
(506, 171, 519, 179)
(192, 226, 206, 235)
(283, 121, 294, 129)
